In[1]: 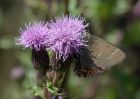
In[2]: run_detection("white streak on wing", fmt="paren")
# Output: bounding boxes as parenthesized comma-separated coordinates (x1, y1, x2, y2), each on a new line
(98, 52, 102, 58)
(94, 52, 102, 63)
(106, 49, 120, 60)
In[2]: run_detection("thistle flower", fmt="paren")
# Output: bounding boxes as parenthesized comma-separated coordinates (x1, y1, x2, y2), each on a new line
(16, 22, 49, 51)
(46, 15, 88, 61)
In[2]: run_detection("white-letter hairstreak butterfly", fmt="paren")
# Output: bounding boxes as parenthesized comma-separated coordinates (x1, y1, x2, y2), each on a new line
(74, 34, 126, 77)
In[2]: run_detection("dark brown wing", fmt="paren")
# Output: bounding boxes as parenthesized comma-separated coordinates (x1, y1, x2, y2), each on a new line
(74, 48, 103, 77)
(74, 67, 103, 77)
(89, 35, 125, 70)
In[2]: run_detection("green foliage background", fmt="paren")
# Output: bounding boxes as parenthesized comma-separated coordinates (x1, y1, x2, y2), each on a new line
(0, 0, 140, 99)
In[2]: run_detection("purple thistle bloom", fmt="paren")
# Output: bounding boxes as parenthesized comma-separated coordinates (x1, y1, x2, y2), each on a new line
(46, 15, 88, 61)
(16, 22, 49, 51)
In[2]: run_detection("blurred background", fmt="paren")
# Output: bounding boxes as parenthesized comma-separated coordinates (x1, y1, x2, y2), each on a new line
(0, 0, 140, 99)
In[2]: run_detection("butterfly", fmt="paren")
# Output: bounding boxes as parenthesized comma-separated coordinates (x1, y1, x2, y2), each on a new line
(74, 35, 126, 77)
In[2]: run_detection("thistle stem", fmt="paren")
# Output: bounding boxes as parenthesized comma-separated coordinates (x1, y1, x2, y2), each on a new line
(44, 70, 64, 99)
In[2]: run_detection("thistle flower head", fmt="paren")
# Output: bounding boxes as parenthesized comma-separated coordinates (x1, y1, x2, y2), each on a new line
(16, 22, 49, 51)
(46, 15, 88, 61)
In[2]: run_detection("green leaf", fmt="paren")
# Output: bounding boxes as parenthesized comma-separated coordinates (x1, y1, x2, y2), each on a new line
(47, 81, 59, 95)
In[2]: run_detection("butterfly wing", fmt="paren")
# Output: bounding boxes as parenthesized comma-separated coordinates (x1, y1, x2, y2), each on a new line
(74, 47, 103, 77)
(74, 35, 125, 77)
(89, 35, 125, 70)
